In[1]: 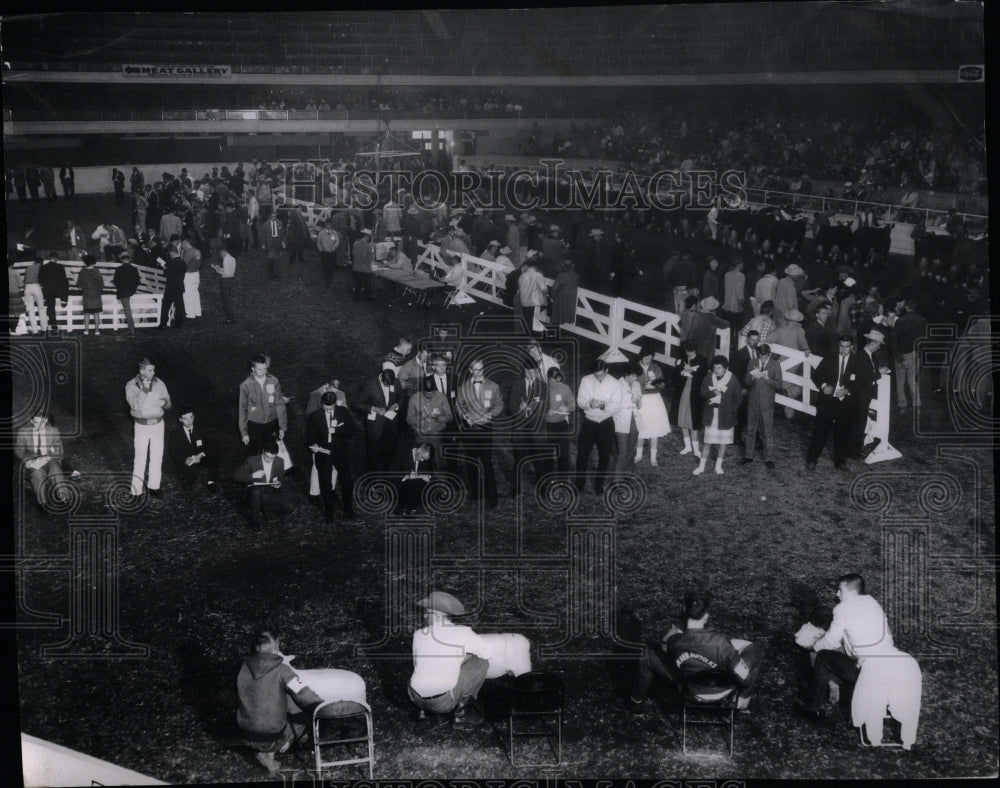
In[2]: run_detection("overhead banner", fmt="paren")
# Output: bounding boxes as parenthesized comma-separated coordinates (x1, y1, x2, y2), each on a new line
(957, 64, 984, 82)
(122, 64, 232, 78)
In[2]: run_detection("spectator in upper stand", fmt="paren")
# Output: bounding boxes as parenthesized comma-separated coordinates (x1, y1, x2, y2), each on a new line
(59, 163, 75, 200)
(129, 166, 145, 195)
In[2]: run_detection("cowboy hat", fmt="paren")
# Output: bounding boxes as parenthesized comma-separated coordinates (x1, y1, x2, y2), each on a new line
(417, 591, 465, 616)
(699, 296, 720, 312)
(784, 309, 804, 322)
(784, 263, 805, 277)
(864, 328, 886, 344)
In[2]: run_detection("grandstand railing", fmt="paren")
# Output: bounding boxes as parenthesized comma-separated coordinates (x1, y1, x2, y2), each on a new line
(416, 241, 901, 464)
(11, 260, 165, 334)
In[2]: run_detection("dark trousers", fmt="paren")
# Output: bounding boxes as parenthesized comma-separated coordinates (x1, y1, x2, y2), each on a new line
(458, 426, 497, 505)
(806, 396, 851, 466)
(176, 454, 219, 487)
(575, 418, 615, 492)
(43, 296, 62, 330)
(61, 179, 74, 199)
(352, 270, 374, 301)
(613, 420, 639, 477)
(118, 297, 135, 331)
(546, 420, 573, 474)
(219, 278, 235, 321)
(246, 420, 279, 458)
(160, 288, 186, 328)
(397, 478, 428, 512)
(808, 650, 860, 708)
(735, 390, 749, 444)
(315, 451, 354, 520)
(319, 251, 337, 286)
(847, 402, 872, 456)
(245, 486, 295, 526)
(631, 639, 766, 701)
(744, 399, 775, 460)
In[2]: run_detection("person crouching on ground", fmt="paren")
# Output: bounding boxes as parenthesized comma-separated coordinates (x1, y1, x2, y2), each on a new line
(408, 591, 492, 728)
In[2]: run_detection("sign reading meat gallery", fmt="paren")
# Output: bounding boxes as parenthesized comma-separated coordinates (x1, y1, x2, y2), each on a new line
(122, 64, 232, 78)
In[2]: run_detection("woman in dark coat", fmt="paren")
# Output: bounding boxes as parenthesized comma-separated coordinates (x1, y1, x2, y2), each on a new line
(549, 259, 579, 326)
(670, 339, 708, 459)
(76, 253, 106, 334)
(693, 355, 743, 476)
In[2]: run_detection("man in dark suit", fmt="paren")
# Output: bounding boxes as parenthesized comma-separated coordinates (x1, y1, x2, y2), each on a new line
(731, 330, 761, 447)
(739, 344, 783, 469)
(849, 329, 887, 458)
(506, 360, 548, 498)
(455, 357, 503, 508)
(158, 244, 187, 329)
(166, 407, 219, 491)
(353, 369, 402, 472)
(232, 440, 295, 527)
(306, 391, 355, 523)
(38, 253, 69, 331)
(806, 335, 859, 471)
(262, 213, 287, 279)
(427, 354, 459, 474)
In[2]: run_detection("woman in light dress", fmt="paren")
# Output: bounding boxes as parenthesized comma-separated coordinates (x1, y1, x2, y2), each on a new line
(634, 341, 670, 465)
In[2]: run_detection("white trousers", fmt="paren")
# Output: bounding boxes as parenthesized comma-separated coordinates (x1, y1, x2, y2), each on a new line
(131, 421, 164, 494)
(182, 271, 202, 317)
(23, 283, 48, 332)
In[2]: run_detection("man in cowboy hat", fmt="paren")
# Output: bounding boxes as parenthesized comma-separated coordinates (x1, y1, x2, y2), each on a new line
(480, 239, 501, 262)
(687, 295, 729, 361)
(848, 328, 890, 458)
(408, 591, 491, 727)
(541, 223, 566, 278)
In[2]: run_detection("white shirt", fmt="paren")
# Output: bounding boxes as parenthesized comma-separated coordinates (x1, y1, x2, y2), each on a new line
(576, 373, 623, 423)
(409, 618, 493, 696)
(813, 594, 893, 661)
(261, 456, 274, 481)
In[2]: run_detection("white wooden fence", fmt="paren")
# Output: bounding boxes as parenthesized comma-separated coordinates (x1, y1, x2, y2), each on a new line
(417, 242, 899, 464)
(11, 260, 164, 333)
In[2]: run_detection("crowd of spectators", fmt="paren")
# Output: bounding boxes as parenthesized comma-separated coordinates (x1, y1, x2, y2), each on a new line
(537, 98, 987, 198)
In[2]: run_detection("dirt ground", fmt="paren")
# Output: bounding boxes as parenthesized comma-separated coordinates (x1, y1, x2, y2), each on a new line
(5, 192, 997, 782)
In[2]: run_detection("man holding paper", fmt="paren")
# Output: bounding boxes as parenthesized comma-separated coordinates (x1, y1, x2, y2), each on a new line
(306, 392, 356, 523)
(233, 440, 295, 527)
(353, 369, 402, 472)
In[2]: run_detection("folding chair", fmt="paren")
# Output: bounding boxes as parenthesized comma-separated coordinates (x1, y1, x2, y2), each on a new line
(312, 700, 374, 778)
(680, 670, 740, 756)
(508, 671, 563, 767)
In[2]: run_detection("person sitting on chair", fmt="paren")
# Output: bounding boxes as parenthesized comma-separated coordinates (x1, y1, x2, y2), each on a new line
(627, 589, 765, 712)
(236, 630, 324, 775)
(232, 440, 295, 527)
(14, 409, 69, 510)
(408, 591, 492, 728)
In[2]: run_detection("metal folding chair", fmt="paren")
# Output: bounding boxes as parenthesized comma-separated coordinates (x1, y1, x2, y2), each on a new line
(680, 670, 740, 756)
(312, 700, 374, 778)
(508, 671, 563, 767)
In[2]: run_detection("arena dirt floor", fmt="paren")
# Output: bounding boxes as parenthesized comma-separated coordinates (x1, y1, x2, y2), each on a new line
(6, 192, 997, 782)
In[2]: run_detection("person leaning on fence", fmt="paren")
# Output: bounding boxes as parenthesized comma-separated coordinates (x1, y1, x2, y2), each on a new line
(627, 589, 765, 713)
(237, 630, 324, 774)
(39, 252, 70, 332)
(76, 253, 105, 336)
(408, 591, 492, 728)
(112, 251, 140, 334)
